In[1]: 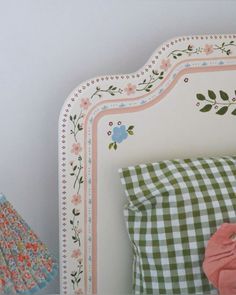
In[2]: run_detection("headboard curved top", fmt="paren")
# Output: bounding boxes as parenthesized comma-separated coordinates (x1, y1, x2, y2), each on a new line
(59, 34, 236, 295)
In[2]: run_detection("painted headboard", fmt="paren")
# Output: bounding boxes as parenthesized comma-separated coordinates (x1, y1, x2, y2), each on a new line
(59, 34, 236, 295)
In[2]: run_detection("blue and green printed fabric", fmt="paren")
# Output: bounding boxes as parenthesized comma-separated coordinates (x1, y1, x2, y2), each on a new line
(0, 194, 58, 294)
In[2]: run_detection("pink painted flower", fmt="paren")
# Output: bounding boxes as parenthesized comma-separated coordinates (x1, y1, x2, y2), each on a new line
(0, 278, 5, 290)
(124, 83, 136, 95)
(18, 254, 25, 262)
(71, 143, 82, 155)
(75, 289, 83, 295)
(45, 263, 52, 272)
(28, 281, 37, 289)
(203, 44, 214, 55)
(23, 272, 32, 280)
(71, 194, 81, 206)
(80, 98, 91, 110)
(71, 249, 81, 259)
(160, 58, 171, 71)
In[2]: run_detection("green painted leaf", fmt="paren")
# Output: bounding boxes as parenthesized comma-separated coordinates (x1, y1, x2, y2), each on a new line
(128, 130, 134, 135)
(127, 125, 134, 131)
(114, 142, 117, 150)
(72, 208, 80, 216)
(196, 93, 205, 101)
(231, 108, 236, 115)
(208, 90, 216, 100)
(188, 45, 193, 51)
(216, 106, 228, 115)
(200, 104, 212, 112)
(219, 90, 229, 101)
(109, 142, 114, 149)
(71, 271, 77, 276)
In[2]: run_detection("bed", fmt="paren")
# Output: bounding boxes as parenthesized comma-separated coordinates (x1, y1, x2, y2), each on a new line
(59, 33, 236, 294)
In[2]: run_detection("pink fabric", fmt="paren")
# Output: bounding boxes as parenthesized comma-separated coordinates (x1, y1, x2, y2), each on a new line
(203, 223, 236, 295)
(219, 269, 236, 295)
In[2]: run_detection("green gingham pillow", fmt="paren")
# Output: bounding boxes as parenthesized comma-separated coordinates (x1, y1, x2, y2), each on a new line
(119, 156, 236, 294)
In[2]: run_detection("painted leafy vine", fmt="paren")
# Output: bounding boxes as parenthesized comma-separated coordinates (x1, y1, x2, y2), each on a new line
(136, 70, 164, 92)
(196, 90, 236, 115)
(70, 156, 84, 194)
(69, 111, 85, 292)
(168, 44, 201, 59)
(168, 41, 236, 60)
(91, 85, 123, 99)
(70, 208, 81, 246)
(70, 112, 84, 142)
(214, 41, 236, 55)
(71, 259, 83, 290)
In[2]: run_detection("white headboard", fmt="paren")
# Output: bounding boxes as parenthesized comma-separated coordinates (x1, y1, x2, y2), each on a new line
(59, 34, 236, 295)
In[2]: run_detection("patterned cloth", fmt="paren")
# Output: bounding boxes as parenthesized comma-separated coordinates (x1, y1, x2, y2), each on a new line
(119, 156, 236, 294)
(0, 194, 58, 294)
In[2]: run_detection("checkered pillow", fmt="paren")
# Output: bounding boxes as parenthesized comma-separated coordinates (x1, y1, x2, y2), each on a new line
(119, 156, 236, 294)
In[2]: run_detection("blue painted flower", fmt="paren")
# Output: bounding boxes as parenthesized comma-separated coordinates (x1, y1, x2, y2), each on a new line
(111, 125, 128, 143)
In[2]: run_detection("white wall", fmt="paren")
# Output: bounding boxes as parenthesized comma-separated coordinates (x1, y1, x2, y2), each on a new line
(0, 0, 235, 293)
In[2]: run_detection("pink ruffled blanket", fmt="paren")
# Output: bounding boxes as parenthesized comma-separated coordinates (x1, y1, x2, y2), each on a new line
(203, 223, 236, 295)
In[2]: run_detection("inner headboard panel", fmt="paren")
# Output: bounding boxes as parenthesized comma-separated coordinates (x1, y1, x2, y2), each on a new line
(59, 34, 236, 295)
